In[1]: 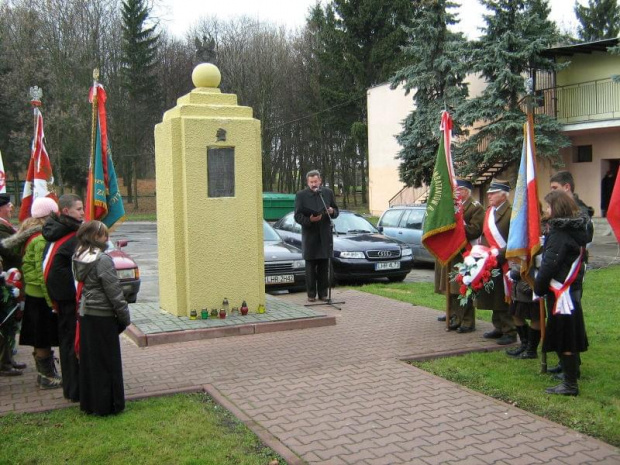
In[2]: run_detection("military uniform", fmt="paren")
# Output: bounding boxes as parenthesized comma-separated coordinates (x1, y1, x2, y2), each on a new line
(476, 200, 516, 339)
(434, 196, 485, 330)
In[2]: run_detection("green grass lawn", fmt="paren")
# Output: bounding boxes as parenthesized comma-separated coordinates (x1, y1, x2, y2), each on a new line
(357, 265, 620, 447)
(0, 394, 282, 465)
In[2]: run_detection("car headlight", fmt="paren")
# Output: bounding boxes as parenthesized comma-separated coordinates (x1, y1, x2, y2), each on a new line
(339, 251, 365, 259)
(117, 269, 137, 280)
(401, 247, 413, 257)
(292, 260, 305, 269)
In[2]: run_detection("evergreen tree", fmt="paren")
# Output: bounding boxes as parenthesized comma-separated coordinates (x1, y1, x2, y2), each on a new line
(575, 0, 620, 42)
(458, 0, 569, 174)
(119, 0, 160, 203)
(391, 0, 469, 187)
(318, 0, 415, 201)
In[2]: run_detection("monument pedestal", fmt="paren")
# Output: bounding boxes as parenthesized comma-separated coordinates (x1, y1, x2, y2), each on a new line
(154, 64, 265, 316)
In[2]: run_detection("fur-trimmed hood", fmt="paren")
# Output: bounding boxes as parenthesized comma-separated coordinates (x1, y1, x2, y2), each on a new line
(1, 226, 43, 251)
(546, 213, 589, 246)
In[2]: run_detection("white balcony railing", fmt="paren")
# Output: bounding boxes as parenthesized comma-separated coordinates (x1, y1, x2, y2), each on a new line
(539, 78, 620, 124)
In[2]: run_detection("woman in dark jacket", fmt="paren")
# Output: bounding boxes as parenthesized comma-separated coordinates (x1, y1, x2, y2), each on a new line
(73, 220, 130, 415)
(534, 190, 589, 396)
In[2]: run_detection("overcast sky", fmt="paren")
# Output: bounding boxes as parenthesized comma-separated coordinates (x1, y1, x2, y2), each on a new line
(156, 0, 583, 39)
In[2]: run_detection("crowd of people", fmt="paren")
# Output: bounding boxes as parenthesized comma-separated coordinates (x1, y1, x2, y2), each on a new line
(437, 171, 593, 396)
(0, 194, 130, 416)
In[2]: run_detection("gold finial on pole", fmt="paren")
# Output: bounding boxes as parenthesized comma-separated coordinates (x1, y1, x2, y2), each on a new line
(93, 68, 100, 82)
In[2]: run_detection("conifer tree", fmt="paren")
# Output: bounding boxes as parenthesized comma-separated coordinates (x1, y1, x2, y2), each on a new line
(391, 0, 469, 187)
(316, 0, 414, 201)
(119, 0, 159, 202)
(575, 0, 620, 41)
(458, 0, 569, 174)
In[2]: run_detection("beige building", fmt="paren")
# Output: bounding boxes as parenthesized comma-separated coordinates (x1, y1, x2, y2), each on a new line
(367, 39, 620, 217)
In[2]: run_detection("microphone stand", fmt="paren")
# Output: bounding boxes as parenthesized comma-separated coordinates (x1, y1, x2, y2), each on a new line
(305, 188, 345, 310)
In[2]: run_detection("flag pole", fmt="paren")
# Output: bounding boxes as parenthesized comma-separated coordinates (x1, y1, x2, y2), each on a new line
(525, 77, 547, 373)
(87, 68, 100, 221)
(445, 265, 450, 330)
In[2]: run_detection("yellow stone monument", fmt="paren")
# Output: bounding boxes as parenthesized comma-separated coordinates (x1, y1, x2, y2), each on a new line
(154, 63, 265, 316)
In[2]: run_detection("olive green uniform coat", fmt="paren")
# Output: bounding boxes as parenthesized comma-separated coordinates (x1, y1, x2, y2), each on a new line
(475, 201, 516, 336)
(434, 197, 485, 327)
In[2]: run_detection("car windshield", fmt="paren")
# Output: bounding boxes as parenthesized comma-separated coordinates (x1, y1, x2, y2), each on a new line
(333, 213, 378, 235)
(263, 221, 282, 241)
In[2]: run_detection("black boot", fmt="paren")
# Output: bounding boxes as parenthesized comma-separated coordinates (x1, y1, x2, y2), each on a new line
(506, 324, 528, 357)
(545, 354, 579, 396)
(548, 352, 563, 373)
(519, 327, 540, 359)
(35, 352, 62, 390)
(553, 353, 581, 380)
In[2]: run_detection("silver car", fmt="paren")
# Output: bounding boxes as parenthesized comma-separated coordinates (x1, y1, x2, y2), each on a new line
(376, 205, 434, 265)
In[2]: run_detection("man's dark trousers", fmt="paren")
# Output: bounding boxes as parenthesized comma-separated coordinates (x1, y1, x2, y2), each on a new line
(57, 300, 79, 402)
(306, 259, 329, 299)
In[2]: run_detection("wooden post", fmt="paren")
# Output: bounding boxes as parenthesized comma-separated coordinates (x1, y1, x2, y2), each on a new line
(539, 299, 547, 373)
(445, 264, 451, 329)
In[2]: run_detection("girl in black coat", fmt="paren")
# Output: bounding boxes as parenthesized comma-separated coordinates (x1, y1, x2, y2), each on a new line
(534, 190, 589, 396)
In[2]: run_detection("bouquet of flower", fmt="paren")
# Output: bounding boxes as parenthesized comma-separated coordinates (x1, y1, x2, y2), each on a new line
(450, 245, 501, 306)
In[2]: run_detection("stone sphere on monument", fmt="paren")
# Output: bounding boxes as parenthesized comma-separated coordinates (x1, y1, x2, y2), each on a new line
(192, 63, 221, 88)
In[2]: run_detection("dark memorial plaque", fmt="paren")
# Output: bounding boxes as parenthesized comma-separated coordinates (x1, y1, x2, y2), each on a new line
(207, 147, 235, 197)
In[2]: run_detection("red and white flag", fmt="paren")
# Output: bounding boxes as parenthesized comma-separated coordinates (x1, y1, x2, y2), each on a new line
(0, 149, 6, 193)
(19, 104, 56, 221)
(607, 166, 620, 243)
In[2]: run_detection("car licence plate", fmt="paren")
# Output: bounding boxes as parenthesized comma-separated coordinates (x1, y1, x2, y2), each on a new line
(375, 261, 400, 271)
(265, 275, 295, 284)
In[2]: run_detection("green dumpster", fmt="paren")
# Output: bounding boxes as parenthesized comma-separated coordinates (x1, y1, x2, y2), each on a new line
(263, 192, 296, 221)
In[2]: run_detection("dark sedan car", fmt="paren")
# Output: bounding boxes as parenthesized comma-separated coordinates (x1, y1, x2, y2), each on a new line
(107, 240, 140, 303)
(273, 211, 414, 283)
(263, 221, 306, 293)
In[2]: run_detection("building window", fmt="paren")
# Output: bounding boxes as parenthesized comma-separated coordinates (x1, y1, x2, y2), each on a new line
(574, 145, 592, 163)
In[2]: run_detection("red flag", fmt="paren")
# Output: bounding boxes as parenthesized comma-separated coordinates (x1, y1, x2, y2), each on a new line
(19, 103, 56, 221)
(421, 112, 466, 265)
(607, 166, 620, 243)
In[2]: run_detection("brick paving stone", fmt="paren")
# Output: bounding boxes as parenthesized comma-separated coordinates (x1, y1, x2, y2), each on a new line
(1, 289, 618, 465)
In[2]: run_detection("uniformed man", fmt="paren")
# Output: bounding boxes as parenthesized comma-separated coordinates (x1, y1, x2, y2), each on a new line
(435, 179, 485, 332)
(0, 194, 25, 376)
(476, 179, 517, 345)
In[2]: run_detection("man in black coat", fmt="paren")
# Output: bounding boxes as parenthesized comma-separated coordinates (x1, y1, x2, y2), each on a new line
(42, 193, 83, 401)
(294, 170, 339, 302)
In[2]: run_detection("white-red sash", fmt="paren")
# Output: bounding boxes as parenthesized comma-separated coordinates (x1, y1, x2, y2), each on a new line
(549, 249, 584, 315)
(483, 207, 511, 302)
(42, 232, 76, 309)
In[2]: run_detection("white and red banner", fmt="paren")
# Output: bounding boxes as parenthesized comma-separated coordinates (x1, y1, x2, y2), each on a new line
(0, 149, 6, 193)
(19, 105, 56, 221)
(506, 114, 542, 284)
(607, 166, 620, 243)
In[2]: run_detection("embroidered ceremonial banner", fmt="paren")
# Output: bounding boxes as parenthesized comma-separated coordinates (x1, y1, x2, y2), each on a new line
(85, 83, 125, 230)
(19, 104, 56, 221)
(421, 111, 466, 265)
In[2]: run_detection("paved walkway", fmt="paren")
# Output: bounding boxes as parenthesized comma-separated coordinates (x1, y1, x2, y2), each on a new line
(1, 289, 618, 464)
